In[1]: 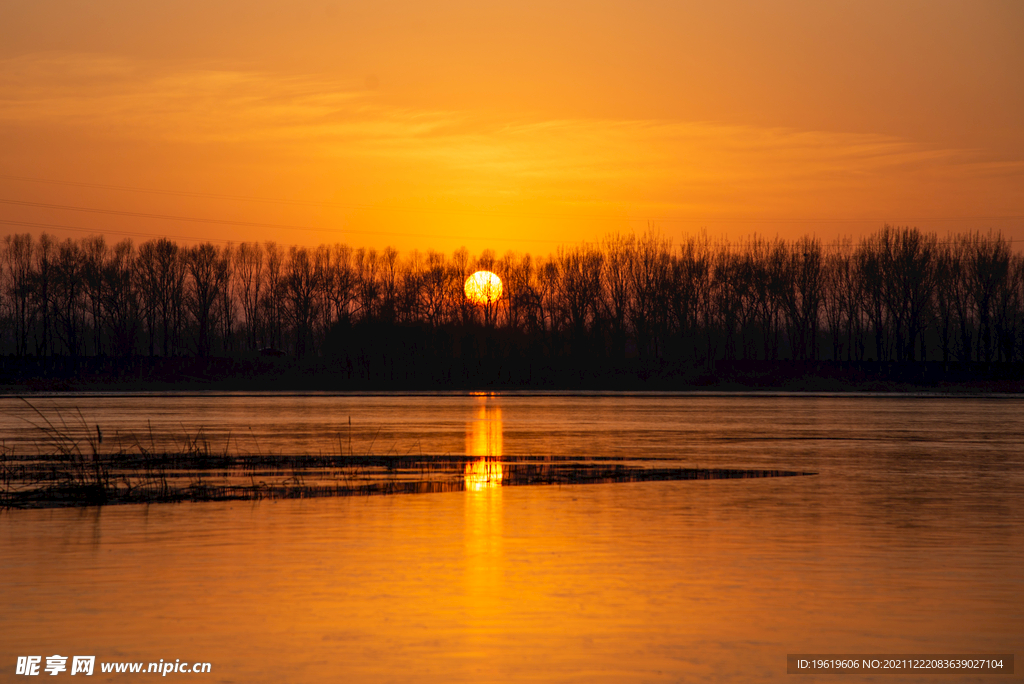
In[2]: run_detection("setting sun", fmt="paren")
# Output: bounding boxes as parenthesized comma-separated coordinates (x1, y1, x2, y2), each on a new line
(464, 271, 503, 306)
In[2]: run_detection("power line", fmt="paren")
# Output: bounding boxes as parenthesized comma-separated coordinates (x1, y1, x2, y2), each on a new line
(0, 197, 350, 233)
(3, 173, 1024, 224)
(0, 173, 349, 208)
(0, 219, 236, 245)
(0, 174, 643, 221)
(0, 217, 570, 247)
(2, 218, 1018, 255)
(0, 199, 570, 245)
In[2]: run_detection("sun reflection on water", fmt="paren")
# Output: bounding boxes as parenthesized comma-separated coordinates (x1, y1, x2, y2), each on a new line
(464, 459, 503, 491)
(465, 398, 503, 491)
(463, 396, 504, 634)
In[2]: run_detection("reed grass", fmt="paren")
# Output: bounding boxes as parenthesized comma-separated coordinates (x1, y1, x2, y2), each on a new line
(1, 401, 813, 509)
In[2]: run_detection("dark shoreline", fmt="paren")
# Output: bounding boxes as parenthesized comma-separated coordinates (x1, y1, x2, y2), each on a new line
(3, 356, 1023, 394)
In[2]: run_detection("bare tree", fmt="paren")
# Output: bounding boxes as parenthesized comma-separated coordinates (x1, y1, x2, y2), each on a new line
(104, 239, 140, 357)
(33, 233, 56, 355)
(601, 233, 633, 361)
(81, 236, 108, 355)
(755, 238, 788, 360)
(627, 230, 671, 361)
(262, 242, 286, 350)
(783, 237, 823, 360)
(327, 243, 356, 327)
(378, 246, 400, 323)
(421, 251, 449, 328)
(856, 235, 888, 361)
(882, 227, 937, 361)
(933, 241, 961, 363)
(450, 247, 474, 326)
(286, 245, 322, 358)
(398, 249, 425, 325)
(355, 248, 380, 322)
(3, 234, 34, 356)
(966, 231, 1012, 362)
(186, 243, 227, 357)
(536, 257, 561, 348)
(137, 241, 160, 357)
(153, 239, 187, 356)
(53, 238, 85, 356)
(668, 234, 711, 362)
(711, 243, 742, 361)
(821, 244, 851, 362)
(994, 252, 1023, 362)
(235, 242, 264, 351)
(555, 244, 603, 352)
(217, 244, 235, 354)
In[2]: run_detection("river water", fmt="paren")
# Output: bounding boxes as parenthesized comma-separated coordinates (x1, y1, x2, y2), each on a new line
(1, 393, 1021, 682)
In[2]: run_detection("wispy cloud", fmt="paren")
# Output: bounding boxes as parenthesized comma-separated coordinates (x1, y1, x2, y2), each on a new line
(3, 52, 1022, 234)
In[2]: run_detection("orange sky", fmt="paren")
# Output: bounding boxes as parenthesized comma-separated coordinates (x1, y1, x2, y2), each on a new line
(1, 0, 1022, 253)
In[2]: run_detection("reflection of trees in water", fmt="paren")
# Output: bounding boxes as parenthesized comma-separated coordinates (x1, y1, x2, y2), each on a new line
(2, 226, 1022, 366)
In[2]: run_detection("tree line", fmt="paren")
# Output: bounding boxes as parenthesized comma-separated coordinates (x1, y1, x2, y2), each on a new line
(2, 226, 1023, 373)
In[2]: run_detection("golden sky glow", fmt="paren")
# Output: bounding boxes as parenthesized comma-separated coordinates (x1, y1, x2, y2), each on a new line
(1, 1, 1022, 252)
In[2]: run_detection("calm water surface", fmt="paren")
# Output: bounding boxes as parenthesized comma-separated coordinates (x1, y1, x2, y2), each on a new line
(1, 393, 1022, 682)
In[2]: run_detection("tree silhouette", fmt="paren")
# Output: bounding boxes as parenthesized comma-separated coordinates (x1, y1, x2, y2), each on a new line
(1, 227, 1021, 381)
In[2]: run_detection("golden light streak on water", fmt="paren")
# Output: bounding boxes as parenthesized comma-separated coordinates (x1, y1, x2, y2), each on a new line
(464, 396, 503, 490)
(466, 397, 502, 458)
(463, 395, 504, 659)
(464, 459, 504, 491)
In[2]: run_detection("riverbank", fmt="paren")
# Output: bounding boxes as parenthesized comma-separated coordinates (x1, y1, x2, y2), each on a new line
(2, 356, 1023, 393)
